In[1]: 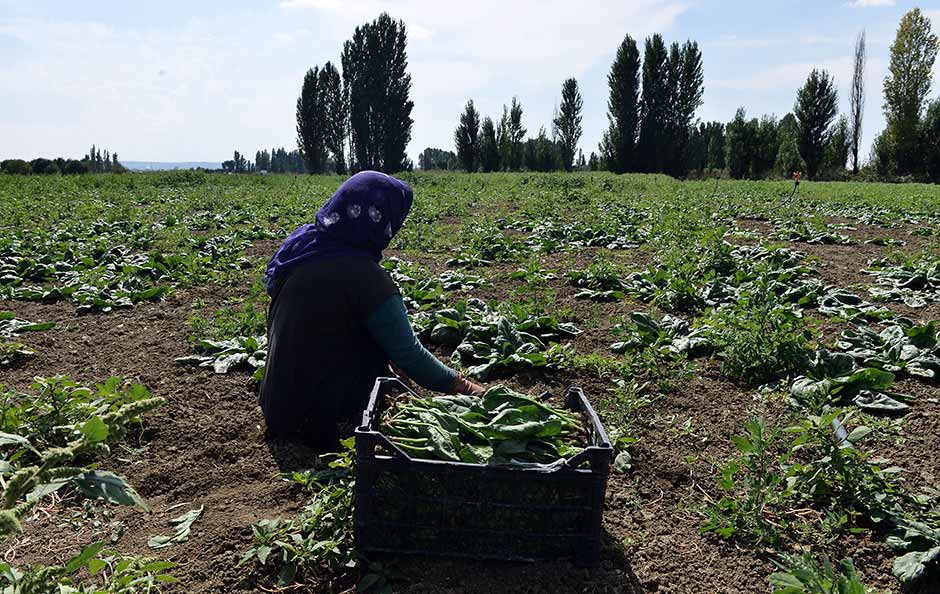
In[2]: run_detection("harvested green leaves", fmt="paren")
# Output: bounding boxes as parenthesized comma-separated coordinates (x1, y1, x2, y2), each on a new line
(0, 311, 56, 337)
(380, 385, 586, 465)
(176, 335, 267, 379)
(149, 505, 205, 549)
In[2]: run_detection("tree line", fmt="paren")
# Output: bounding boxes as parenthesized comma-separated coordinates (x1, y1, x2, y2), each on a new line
(220, 148, 305, 174)
(708, 8, 940, 182)
(452, 89, 584, 173)
(1, 145, 124, 175)
(442, 32, 705, 176)
(425, 8, 940, 182)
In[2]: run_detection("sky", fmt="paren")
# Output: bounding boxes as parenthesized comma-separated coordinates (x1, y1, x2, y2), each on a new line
(2, 0, 940, 166)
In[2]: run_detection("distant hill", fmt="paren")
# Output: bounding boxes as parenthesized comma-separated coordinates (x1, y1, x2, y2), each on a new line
(123, 161, 221, 171)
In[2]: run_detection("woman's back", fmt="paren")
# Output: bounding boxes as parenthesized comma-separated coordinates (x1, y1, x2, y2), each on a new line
(260, 254, 397, 445)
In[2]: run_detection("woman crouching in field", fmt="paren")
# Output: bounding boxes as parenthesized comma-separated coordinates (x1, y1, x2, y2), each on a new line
(259, 171, 484, 449)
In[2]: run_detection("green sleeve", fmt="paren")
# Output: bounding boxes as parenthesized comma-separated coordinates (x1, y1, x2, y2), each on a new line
(365, 295, 457, 393)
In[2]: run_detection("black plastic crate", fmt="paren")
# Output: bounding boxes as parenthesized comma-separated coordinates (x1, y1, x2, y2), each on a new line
(353, 377, 613, 565)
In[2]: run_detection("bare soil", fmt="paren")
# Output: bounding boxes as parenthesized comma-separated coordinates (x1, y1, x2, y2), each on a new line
(3, 219, 939, 593)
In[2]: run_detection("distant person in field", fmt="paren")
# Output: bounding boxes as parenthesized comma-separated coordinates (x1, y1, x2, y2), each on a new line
(260, 171, 484, 449)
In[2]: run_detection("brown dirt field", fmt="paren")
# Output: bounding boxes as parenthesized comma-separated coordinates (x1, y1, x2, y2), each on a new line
(3, 215, 939, 594)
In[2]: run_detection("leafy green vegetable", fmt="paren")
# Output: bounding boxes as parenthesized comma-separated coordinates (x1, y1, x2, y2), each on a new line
(176, 335, 267, 378)
(0, 377, 163, 535)
(790, 350, 913, 414)
(610, 312, 713, 358)
(866, 257, 940, 308)
(836, 319, 940, 380)
(769, 553, 871, 594)
(566, 258, 626, 301)
(772, 219, 856, 245)
(415, 299, 580, 381)
(381, 385, 585, 466)
(0, 312, 56, 337)
(526, 218, 643, 253)
(0, 542, 176, 593)
(0, 341, 33, 367)
(886, 518, 940, 589)
(149, 505, 205, 548)
(241, 441, 357, 587)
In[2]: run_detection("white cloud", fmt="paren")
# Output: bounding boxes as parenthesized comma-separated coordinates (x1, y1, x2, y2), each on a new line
(847, 0, 895, 6)
(712, 58, 855, 94)
(1, 1, 689, 161)
(0, 16, 305, 161)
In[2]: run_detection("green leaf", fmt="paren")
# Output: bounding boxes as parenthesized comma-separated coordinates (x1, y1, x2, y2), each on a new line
(80, 416, 109, 444)
(767, 571, 803, 589)
(148, 505, 204, 549)
(846, 426, 872, 443)
(276, 561, 297, 586)
(893, 547, 940, 585)
(63, 541, 107, 574)
(87, 558, 107, 574)
(73, 471, 150, 511)
(613, 450, 633, 473)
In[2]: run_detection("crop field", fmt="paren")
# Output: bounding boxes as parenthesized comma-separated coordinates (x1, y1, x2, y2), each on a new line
(2, 171, 940, 593)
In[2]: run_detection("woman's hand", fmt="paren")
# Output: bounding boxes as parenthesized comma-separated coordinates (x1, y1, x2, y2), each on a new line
(389, 362, 415, 389)
(453, 374, 485, 397)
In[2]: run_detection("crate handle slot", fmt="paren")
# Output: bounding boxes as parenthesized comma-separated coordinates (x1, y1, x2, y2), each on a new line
(355, 427, 413, 460)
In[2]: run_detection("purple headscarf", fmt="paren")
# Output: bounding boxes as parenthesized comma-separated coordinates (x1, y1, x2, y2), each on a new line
(262, 171, 414, 294)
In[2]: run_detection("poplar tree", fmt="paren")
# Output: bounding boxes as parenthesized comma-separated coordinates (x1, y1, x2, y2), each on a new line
(296, 66, 327, 174)
(342, 13, 414, 172)
(319, 61, 348, 174)
(637, 34, 670, 173)
(883, 8, 938, 175)
(601, 34, 641, 173)
(479, 117, 500, 172)
(553, 78, 584, 171)
(454, 99, 480, 172)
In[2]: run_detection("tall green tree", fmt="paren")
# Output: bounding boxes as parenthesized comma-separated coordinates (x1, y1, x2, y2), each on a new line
(850, 30, 866, 174)
(296, 66, 327, 174)
(775, 113, 805, 177)
(922, 99, 940, 182)
(670, 41, 704, 176)
(479, 116, 500, 173)
(794, 68, 838, 178)
(553, 78, 584, 171)
(824, 115, 850, 174)
(663, 41, 683, 173)
(601, 34, 641, 173)
(704, 122, 725, 170)
(637, 34, 670, 173)
(418, 147, 456, 170)
(319, 61, 348, 174)
(495, 98, 526, 171)
(496, 107, 510, 171)
(725, 107, 753, 179)
(341, 13, 414, 172)
(751, 115, 779, 178)
(523, 127, 559, 172)
(883, 8, 939, 176)
(506, 97, 526, 170)
(454, 99, 480, 172)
